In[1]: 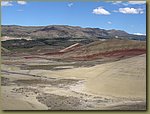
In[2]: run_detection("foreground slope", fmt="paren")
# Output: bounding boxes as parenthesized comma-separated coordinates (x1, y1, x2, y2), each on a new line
(84, 54, 146, 98)
(1, 54, 146, 110)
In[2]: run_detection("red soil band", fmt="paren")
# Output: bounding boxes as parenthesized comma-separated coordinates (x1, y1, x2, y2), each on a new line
(24, 48, 146, 60)
(71, 48, 146, 61)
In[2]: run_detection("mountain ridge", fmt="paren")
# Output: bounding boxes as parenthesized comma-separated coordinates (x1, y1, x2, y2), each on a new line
(1, 25, 146, 40)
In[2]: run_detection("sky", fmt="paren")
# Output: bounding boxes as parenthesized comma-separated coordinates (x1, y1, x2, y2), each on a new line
(1, 1, 146, 35)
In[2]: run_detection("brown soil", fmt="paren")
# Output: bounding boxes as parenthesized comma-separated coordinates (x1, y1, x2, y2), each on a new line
(71, 49, 146, 61)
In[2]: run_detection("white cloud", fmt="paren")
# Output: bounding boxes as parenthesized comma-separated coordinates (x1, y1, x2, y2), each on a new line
(128, 1, 146, 5)
(111, 1, 128, 6)
(111, 1, 146, 6)
(1, 1, 13, 6)
(107, 21, 112, 24)
(119, 7, 144, 14)
(134, 33, 146, 35)
(68, 3, 73, 7)
(93, 7, 110, 15)
(112, 1, 122, 4)
(17, 1, 27, 5)
(1, 1, 27, 6)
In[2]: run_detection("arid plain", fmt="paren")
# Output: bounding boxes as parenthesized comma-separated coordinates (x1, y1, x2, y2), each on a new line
(1, 32, 146, 110)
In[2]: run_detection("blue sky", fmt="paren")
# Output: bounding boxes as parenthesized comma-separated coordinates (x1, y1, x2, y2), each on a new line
(1, 1, 146, 35)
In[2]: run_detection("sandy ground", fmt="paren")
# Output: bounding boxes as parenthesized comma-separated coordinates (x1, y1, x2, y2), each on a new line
(1, 54, 146, 110)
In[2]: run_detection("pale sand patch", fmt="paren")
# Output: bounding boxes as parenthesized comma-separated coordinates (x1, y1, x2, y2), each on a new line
(9, 54, 145, 98)
(1, 54, 146, 110)
(85, 54, 146, 98)
(2, 54, 146, 98)
(29, 54, 146, 98)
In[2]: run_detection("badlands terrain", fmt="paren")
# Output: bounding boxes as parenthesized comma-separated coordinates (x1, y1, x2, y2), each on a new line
(1, 25, 146, 110)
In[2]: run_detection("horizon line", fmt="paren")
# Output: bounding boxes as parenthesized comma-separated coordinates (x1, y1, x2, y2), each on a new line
(1, 24, 146, 35)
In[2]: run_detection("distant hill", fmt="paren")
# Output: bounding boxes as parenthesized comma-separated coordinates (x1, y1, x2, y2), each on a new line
(61, 39, 146, 61)
(1, 25, 146, 40)
(1, 25, 146, 51)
